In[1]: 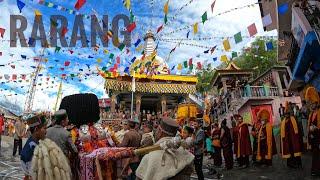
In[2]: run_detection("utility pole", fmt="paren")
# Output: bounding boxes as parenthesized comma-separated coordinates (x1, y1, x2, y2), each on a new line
(23, 48, 45, 114)
(53, 79, 63, 112)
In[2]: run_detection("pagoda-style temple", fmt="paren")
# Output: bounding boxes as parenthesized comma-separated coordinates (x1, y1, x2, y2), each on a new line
(98, 32, 198, 114)
(211, 64, 301, 126)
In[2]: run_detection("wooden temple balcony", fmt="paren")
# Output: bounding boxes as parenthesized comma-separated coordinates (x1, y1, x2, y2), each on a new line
(233, 86, 279, 98)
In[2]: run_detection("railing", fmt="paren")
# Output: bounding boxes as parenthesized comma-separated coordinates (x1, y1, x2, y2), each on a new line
(213, 86, 279, 120)
(233, 86, 279, 98)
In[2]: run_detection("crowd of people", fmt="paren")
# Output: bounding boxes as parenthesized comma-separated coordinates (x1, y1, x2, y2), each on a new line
(0, 88, 319, 179)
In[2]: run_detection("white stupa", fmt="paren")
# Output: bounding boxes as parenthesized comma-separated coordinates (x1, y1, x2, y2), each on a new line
(130, 31, 169, 75)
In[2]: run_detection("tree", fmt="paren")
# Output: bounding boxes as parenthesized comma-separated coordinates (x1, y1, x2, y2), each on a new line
(233, 38, 284, 79)
(196, 65, 215, 96)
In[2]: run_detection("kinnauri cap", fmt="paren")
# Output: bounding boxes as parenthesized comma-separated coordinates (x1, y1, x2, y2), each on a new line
(160, 117, 179, 136)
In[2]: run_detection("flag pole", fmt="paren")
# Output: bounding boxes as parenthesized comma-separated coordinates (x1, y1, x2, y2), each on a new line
(131, 72, 135, 119)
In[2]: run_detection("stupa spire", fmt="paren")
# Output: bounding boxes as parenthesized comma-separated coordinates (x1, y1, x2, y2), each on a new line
(143, 30, 156, 56)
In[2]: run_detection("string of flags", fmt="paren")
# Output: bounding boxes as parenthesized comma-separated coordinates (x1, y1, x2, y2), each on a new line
(157, 35, 277, 42)
(158, 2, 260, 37)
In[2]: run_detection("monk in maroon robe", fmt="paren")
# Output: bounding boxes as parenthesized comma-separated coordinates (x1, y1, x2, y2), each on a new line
(220, 119, 233, 170)
(308, 104, 320, 176)
(281, 112, 302, 168)
(211, 123, 222, 167)
(256, 109, 277, 166)
(235, 115, 252, 168)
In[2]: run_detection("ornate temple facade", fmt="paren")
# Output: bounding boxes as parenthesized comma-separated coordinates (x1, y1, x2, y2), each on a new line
(99, 32, 198, 115)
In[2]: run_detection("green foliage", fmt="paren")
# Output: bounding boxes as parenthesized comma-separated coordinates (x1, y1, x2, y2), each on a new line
(233, 38, 283, 79)
(196, 65, 215, 95)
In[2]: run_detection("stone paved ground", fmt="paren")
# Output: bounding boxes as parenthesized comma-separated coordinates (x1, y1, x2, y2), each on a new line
(0, 136, 319, 180)
(0, 136, 26, 180)
(191, 153, 320, 180)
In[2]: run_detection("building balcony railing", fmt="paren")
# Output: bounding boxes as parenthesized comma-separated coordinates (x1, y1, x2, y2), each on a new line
(233, 86, 279, 98)
(212, 86, 279, 120)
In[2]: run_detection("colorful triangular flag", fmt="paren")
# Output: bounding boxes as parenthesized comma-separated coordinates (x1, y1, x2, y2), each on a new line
(201, 12, 208, 24)
(211, 0, 216, 13)
(17, 0, 25, 13)
(262, 14, 272, 27)
(223, 39, 231, 51)
(164, 0, 169, 14)
(126, 22, 136, 32)
(248, 23, 257, 37)
(234, 32, 242, 44)
(0, 28, 5, 38)
(75, 0, 86, 10)
(193, 23, 198, 34)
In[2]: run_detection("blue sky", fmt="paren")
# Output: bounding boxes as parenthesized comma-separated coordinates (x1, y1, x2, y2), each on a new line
(0, 0, 276, 111)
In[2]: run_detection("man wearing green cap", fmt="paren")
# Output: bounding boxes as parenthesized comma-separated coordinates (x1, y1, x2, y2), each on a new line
(46, 109, 78, 156)
(20, 114, 47, 180)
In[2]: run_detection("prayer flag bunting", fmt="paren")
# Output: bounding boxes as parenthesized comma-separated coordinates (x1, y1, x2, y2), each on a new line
(96, 58, 102, 63)
(0, 28, 5, 38)
(211, 0, 216, 13)
(131, 57, 136, 62)
(262, 14, 272, 27)
(234, 32, 242, 44)
(213, 57, 217, 61)
(189, 64, 193, 70)
(232, 51, 237, 58)
(17, 0, 25, 13)
(223, 39, 231, 51)
(126, 22, 136, 32)
(164, 15, 168, 24)
(55, 46, 61, 53)
(204, 49, 209, 53)
(64, 61, 70, 66)
(21, 55, 26, 59)
(109, 53, 114, 59)
(183, 61, 188, 68)
(197, 62, 202, 70)
(177, 63, 182, 70)
(136, 44, 143, 52)
(193, 23, 198, 34)
(75, 0, 86, 10)
(210, 46, 217, 54)
(248, 23, 257, 37)
(134, 39, 141, 47)
(157, 25, 163, 33)
(124, 0, 131, 10)
(220, 55, 228, 62)
(118, 43, 125, 51)
(201, 12, 208, 24)
(188, 58, 193, 66)
(164, 0, 169, 14)
(35, 9, 42, 16)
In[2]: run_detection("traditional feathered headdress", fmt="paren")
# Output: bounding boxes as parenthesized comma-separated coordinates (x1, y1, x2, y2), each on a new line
(257, 109, 270, 121)
(304, 86, 319, 104)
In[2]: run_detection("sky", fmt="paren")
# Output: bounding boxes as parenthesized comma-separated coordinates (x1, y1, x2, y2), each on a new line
(0, 0, 277, 113)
